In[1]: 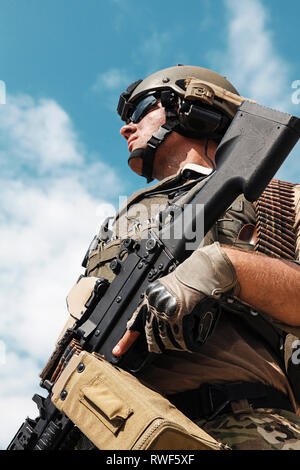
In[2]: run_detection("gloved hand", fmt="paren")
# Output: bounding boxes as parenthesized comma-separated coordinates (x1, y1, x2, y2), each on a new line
(125, 242, 239, 354)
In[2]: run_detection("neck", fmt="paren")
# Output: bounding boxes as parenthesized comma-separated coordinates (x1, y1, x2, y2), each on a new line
(153, 137, 218, 181)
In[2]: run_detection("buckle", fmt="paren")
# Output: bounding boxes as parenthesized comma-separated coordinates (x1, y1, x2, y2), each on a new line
(230, 399, 253, 415)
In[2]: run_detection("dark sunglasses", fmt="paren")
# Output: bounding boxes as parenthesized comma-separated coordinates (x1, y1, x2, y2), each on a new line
(127, 95, 158, 124)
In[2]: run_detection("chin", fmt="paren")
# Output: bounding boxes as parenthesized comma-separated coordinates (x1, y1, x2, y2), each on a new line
(128, 155, 143, 176)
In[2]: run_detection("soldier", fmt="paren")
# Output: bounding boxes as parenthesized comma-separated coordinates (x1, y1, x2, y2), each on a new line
(84, 65, 300, 450)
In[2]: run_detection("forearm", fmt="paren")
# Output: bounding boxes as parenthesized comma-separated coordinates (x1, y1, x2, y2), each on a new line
(222, 246, 300, 326)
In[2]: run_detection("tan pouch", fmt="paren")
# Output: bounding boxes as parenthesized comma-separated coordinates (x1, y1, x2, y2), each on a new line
(40, 277, 99, 381)
(51, 351, 225, 450)
(54, 276, 99, 346)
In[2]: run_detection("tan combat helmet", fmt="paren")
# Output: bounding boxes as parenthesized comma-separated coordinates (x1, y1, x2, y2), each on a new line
(117, 65, 244, 182)
(125, 65, 240, 120)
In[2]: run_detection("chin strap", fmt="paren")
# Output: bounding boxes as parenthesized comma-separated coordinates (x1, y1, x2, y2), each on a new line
(128, 107, 179, 183)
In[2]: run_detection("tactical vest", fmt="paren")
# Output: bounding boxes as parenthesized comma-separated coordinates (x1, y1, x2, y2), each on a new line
(84, 174, 300, 406)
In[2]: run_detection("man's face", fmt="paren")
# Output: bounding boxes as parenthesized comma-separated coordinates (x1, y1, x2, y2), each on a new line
(120, 97, 214, 180)
(120, 100, 166, 176)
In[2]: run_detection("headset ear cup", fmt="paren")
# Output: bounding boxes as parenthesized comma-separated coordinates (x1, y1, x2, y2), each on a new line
(178, 104, 230, 140)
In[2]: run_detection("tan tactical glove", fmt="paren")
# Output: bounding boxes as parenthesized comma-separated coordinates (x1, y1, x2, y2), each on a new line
(127, 242, 239, 354)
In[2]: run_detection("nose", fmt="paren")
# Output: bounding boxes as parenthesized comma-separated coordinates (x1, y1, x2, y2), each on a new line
(120, 122, 137, 141)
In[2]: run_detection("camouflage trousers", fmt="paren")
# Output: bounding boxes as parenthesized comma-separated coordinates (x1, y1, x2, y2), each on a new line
(195, 408, 300, 450)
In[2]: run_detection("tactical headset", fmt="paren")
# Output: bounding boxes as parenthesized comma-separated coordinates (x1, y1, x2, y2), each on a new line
(117, 65, 241, 183)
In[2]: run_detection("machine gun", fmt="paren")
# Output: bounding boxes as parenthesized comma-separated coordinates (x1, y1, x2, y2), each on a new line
(7, 101, 300, 450)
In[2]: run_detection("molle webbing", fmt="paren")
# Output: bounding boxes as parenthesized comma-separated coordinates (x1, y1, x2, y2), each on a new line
(254, 179, 296, 260)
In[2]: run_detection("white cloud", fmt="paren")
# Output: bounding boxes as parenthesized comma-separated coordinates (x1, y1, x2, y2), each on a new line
(91, 68, 134, 112)
(140, 31, 171, 62)
(220, 0, 291, 112)
(0, 178, 113, 356)
(138, 31, 173, 73)
(0, 95, 83, 171)
(92, 68, 132, 92)
(0, 95, 121, 448)
(0, 351, 42, 449)
(215, 0, 299, 182)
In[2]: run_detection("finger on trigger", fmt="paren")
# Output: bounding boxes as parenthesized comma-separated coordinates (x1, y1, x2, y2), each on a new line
(112, 330, 140, 356)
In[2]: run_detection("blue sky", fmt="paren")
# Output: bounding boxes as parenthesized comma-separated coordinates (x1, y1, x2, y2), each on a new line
(0, 0, 300, 449)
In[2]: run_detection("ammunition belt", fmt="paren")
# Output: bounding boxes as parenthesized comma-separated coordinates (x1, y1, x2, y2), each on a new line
(49, 338, 83, 384)
(254, 179, 296, 260)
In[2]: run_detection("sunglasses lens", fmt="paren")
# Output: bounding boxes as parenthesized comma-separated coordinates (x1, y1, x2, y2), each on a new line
(130, 95, 157, 123)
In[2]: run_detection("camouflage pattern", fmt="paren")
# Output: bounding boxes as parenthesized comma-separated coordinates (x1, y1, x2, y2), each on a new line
(195, 408, 300, 450)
